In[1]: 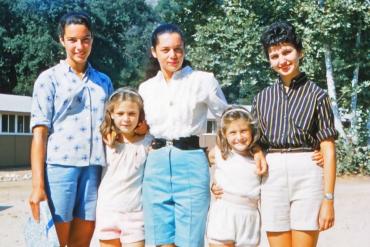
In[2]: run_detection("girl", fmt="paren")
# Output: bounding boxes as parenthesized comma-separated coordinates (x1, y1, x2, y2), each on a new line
(95, 87, 152, 247)
(254, 20, 337, 247)
(29, 11, 113, 246)
(207, 106, 261, 247)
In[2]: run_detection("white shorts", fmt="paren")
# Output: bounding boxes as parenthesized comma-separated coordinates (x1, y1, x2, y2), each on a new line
(206, 198, 261, 247)
(95, 209, 144, 244)
(261, 152, 323, 232)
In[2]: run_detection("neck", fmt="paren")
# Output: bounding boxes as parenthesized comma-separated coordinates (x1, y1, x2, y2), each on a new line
(120, 132, 137, 143)
(162, 70, 174, 82)
(66, 59, 87, 78)
(234, 149, 251, 157)
(281, 70, 301, 87)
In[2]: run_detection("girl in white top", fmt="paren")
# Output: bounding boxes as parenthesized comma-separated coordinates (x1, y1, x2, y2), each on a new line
(207, 106, 262, 247)
(96, 88, 152, 247)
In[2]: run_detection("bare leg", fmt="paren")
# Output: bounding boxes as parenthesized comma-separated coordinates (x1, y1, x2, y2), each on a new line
(68, 218, 95, 247)
(292, 230, 319, 247)
(100, 239, 121, 247)
(159, 244, 176, 247)
(54, 221, 71, 247)
(209, 242, 235, 247)
(267, 231, 292, 247)
(125, 241, 145, 247)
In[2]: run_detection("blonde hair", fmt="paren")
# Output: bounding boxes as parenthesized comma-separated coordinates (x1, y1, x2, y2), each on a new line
(216, 106, 260, 160)
(100, 87, 144, 148)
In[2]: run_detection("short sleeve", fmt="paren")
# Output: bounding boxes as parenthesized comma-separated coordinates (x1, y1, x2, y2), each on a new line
(30, 72, 55, 130)
(106, 76, 114, 95)
(205, 73, 228, 119)
(316, 95, 338, 141)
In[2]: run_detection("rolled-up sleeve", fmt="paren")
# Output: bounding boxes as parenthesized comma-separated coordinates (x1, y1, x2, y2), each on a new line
(30, 73, 55, 130)
(205, 74, 228, 119)
(316, 95, 338, 141)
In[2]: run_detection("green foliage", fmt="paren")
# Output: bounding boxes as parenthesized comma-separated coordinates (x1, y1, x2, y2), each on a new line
(87, 0, 158, 88)
(336, 108, 370, 175)
(155, 0, 223, 47)
(156, 0, 370, 174)
(0, 0, 158, 95)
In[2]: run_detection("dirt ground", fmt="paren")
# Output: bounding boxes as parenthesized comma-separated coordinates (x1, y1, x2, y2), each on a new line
(1, 169, 369, 247)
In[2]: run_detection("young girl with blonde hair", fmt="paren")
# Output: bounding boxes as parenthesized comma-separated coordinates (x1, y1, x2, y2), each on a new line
(207, 106, 262, 247)
(95, 88, 152, 247)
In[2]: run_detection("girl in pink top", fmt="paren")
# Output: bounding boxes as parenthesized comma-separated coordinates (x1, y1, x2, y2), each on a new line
(96, 88, 152, 247)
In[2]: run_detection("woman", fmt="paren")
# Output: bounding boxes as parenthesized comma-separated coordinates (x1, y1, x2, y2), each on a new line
(28, 11, 113, 246)
(254, 20, 337, 247)
(139, 23, 266, 247)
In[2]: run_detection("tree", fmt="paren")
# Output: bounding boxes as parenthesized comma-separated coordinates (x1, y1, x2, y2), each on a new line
(155, 0, 370, 174)
(155, 0, 223, 47)
(0, 0, 158, 95)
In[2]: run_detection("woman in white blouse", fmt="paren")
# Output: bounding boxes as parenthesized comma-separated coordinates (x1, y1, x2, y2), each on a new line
(139, 24, 267, 247)
(138, 23, 227, 247)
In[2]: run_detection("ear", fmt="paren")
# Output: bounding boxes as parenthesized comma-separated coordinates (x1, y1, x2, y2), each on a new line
(299, 50, 304, 59)
(59, 36, 65, 47)
(151, 46, 157, 58)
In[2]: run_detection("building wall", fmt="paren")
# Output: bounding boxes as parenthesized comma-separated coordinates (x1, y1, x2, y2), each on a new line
(0, 135, 32, 168)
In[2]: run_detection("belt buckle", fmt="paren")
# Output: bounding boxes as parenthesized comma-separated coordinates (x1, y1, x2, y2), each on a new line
(166, 140, 173, 146)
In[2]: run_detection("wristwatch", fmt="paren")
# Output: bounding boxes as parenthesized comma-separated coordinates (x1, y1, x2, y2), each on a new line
(324, 192, 334, 200)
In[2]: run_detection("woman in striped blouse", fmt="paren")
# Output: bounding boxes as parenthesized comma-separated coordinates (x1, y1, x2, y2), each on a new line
(253, 20, 338, 247)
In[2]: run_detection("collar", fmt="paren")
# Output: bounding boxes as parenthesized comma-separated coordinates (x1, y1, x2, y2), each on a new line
(156, 66, 193, 81)
(59, 60, 92, 77)
(277, 72, 307, 88)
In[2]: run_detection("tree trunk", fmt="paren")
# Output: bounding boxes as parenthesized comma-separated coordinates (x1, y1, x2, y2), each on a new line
(350, 30, 361, 144)
(367, 112, 370, 147)
(323, 43, 348, 142)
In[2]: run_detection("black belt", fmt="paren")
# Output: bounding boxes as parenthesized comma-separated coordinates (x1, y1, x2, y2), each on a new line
(151, 136, 200, 150)
(267, 147, 314, 153)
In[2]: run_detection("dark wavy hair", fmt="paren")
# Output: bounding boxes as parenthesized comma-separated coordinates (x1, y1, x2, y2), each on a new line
(145, 23, 191, 79)
(216, 106, 260, 160)
(260, 20, 302, 58)
(59, 11, 93, 38)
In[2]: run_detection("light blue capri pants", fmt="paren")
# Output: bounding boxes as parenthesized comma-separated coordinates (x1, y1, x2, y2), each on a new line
(143, 146, 210, 247)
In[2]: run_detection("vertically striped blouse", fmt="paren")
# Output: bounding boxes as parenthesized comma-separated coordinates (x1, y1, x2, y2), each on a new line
(252, 72, 338, 150)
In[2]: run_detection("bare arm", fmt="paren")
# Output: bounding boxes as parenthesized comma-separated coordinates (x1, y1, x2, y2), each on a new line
(318, 137, 336, 231)
(252, 145, 268, 175)
(208, 147, 216, 167)
(29, 126, 48, 222)
(312, 149, 324, 166)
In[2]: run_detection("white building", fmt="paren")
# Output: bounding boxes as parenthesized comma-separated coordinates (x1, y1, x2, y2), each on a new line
(0, 93, 32, 167)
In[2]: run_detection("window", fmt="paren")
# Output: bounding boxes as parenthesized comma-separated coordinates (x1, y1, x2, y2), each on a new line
(2, 114, 8, 132)
(9, 115, 15, 132)
(17, 115, 30, 133)
(207, 120, 217, 134)
(1, 114, 30, 133)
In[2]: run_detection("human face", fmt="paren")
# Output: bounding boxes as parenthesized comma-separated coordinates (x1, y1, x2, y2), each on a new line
(267, 43, 302, 85)
(225, 118, 253, 155)
(60, 24, 93, 71)
(111, 100, 140, 137)
(151, 32, 185, 81)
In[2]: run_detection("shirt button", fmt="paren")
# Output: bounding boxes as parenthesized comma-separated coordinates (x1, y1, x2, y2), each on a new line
(169, 101, 173, 106)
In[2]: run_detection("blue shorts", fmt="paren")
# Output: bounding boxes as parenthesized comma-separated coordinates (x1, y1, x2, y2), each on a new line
(142, 147, 210, 247)
(45, 164, 102, 223)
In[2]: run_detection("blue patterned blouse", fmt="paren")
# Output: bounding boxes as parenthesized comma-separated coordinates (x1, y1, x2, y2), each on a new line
(31, 60, 113, 167)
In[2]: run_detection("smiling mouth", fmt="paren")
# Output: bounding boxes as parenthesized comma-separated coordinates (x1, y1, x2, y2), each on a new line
(280, 65, 291, 72)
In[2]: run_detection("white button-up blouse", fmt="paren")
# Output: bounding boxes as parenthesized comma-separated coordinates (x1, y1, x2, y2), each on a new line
(138, 66, 228, 140)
